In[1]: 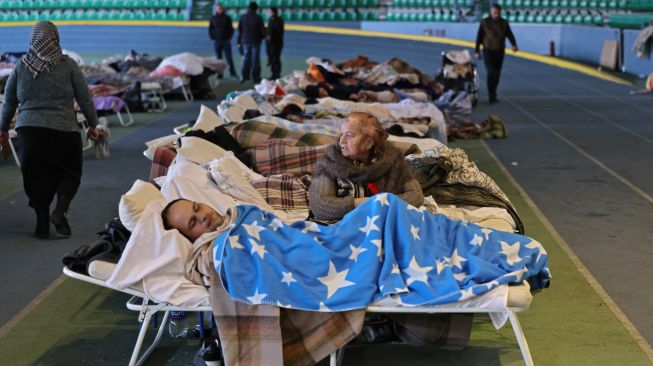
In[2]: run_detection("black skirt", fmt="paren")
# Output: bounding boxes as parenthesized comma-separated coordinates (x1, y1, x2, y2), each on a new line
(16, 126, 83, 210)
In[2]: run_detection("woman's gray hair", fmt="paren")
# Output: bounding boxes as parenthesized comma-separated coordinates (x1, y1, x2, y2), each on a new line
(346, 112, 389, 159)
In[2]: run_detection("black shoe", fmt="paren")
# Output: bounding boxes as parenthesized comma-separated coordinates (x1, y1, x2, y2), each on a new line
(50, 211, 71, 237)
(253, 78, 261, 84)
(217, 74, 224, 80)
(239, 78, 249, 84)
(230, 73, 239, 80)
(489, 97, 499, 104)
(193, 337, 222, 366)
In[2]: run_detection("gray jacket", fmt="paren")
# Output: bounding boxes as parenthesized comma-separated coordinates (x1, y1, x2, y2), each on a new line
(1, 56, 98, 133)
(309, 143, 424, 221)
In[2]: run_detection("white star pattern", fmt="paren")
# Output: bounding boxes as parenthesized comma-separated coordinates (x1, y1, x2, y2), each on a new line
(270, 218, 284, 231)
(314, 236, 324, 244)
(301, 222, 321, 234)
(276, 301, 291, 308)
(500, 241, 523, 265)
(470, 234, 484, 246)
(228, 235, 244, 249)
(375, 193, 390, 206)
(317, 261, 355, 299)
(410, 225, 420, 240)
(319, 302, 330, 311)
(395, 287, 409, 293)
(281, 271, 297, 286)
(485, 280, 500, 290)
(370, 239, 384, 259)
(525, 240, 546, 263)
(407, 204, 427, 213)
(359, 215, 380, 236)
(402, 256, 433, 286)
(459, 218, 470, 226)
(453, 272, 468, 282)
(481, 228, 493, 240)
(435, 257, 449, 274)
(249, 239, 267, 259)
(349, 244, 368, 262)
(448, 249, 467, 270)
(459, 287, 476, 301)
(243, 221, 266, 240)
(246, 289, 267, 304)
(391, 263, 400, 274)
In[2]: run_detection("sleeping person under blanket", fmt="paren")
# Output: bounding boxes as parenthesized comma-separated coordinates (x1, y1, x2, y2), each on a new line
(161, 193, 550, 312)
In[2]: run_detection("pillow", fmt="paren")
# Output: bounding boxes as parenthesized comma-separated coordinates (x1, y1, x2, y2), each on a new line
(176, 136, 226, 165)
(119, 180, 165, 232)
(192, 104, 223, 132)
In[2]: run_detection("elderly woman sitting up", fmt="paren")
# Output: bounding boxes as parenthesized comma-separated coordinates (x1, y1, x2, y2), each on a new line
(309, 112, 423, 222)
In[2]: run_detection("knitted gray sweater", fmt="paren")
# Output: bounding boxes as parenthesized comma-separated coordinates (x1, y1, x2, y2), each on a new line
(1, 57, 98, 133)
(309, 143, 424, 221)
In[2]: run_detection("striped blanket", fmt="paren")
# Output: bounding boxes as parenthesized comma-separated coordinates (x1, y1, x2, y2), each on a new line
(248, 140, 327, 177)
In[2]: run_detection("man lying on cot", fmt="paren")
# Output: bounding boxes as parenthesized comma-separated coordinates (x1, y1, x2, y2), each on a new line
(160, 192, 550, 307)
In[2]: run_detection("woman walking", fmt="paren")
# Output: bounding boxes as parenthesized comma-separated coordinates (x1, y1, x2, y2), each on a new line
(0, 21, 99, 239)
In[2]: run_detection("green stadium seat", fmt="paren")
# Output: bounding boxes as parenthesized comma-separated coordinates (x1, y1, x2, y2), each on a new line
(598, 0, 607, 8)
(578, 0, 588, 7)
(560, 0, 569, 7)
(540, 0, 550, 7)
(504, 0, 514, 8)
(416, 12, 426, 21)
(447, 0, 457, 7)
(523, 0, 532, 7)
(563, 13, 573, 22)
(526, 12, 535, 21)
(514, 0, 522, 8)
(593, 13, 602, 24)
(617, 0, 626, 9)
(573, 13, 582, 23)
(507, 11, 516, 21)
(607, 0, 616, 8)
(550, 0, 559, 7)
(582, 13, 592, 23)
(569, 0, 578, 7)
(588, 0, 597, 7)
(517, 11, 525, 21)
(535, 12, 544, 21)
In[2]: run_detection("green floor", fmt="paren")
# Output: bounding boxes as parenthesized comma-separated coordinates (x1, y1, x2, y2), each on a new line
(0, 136, 649, 365)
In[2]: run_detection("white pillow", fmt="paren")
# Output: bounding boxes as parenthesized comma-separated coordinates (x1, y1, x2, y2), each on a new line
(176, 136, 226, 165)
(192, 105, 223, 132)
(119, 180, 165, 232)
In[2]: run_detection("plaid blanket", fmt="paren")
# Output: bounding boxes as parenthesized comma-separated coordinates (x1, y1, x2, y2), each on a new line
(210, 270, 364, 366)
(229, 121, 337, 149)
(250, 115, 341, 136)
(230, 120, 420, 155)
(249, 140, 327, 177)
(148, 145, 177, 183)
(253, 174, 312, 210)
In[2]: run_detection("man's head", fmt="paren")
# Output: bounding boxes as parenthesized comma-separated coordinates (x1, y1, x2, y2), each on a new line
(490, 4, 501, 19)
(216, 4, 224, 14)
(248, 1, 258, 11)
(269, 7, 278, 17)
(162, 199, 224, 242)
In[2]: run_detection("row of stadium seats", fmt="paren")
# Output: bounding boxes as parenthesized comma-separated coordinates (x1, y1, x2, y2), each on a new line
(391, 0, 474, 7)
(227, 8, 380, 20)
(627, 0, 653, 10)
(503, 9, 605, 23)
(0, 0, 187, 10)
(496, 0, 627, 9)
(220, 0, 380, 8)
(385, 10, 463, 21)
(0, 8, 186, 21)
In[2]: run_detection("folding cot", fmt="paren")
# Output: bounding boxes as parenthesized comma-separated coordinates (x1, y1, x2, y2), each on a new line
(63, 260, 535, 366)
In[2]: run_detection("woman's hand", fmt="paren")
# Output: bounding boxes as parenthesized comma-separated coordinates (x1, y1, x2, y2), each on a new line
(0, 131, 9, 146)
(86, 128, 100, 141)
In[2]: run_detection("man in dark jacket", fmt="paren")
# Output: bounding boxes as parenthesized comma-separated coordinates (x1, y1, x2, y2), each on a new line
(209, 5, 238, 79)
(266, 7, 284, 80)
(237, 2, 266, 83)
(475, 4, 518, 104)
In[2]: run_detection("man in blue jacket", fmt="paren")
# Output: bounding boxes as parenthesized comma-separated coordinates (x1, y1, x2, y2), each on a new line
(237, 2, 266, 83)
(209, 4, 238, 79)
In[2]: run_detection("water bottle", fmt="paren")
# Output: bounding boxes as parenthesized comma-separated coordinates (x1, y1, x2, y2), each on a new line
(168, 311, 189, 338)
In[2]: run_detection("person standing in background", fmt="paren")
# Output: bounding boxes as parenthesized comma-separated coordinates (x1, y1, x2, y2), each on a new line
(237, 2, 266, 83)
(0, 21, 99, 239)
(475, 4, 518, 104)
(209, 4, 239, 79)
(266, 7, 284, 80)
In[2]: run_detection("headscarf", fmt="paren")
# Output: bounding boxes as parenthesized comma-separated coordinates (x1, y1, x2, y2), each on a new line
(22, 21, 65, 78)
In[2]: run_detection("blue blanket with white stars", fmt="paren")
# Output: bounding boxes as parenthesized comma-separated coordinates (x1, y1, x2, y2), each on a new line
(213, 193, 550, 311)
